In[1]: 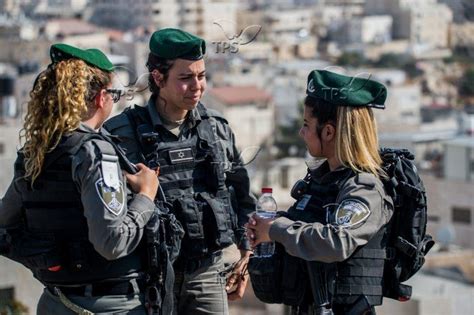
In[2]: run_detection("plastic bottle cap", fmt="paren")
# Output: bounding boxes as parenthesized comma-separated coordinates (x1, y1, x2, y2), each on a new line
(261, 187, 273, 193)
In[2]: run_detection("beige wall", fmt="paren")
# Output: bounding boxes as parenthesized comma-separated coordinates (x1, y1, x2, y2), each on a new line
(423, 174, 474, 249)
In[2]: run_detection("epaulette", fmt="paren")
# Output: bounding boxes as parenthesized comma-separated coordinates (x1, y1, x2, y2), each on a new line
(88, 137, 116, 158)
(355, 172, 376, 188)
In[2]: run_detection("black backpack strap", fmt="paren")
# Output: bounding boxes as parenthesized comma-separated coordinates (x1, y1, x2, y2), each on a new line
(124, 105, 157, 164)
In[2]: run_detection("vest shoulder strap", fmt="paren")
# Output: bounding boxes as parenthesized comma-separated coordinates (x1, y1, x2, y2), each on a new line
(125, 105, 153, 129)
(42, 131, 93, 170)
(123, 105, 155, 164)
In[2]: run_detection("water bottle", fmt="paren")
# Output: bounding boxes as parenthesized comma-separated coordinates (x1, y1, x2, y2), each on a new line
(255, 187, 277, 257)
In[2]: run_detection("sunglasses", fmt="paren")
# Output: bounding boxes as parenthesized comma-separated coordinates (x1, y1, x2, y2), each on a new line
(105, 88, 125, 103)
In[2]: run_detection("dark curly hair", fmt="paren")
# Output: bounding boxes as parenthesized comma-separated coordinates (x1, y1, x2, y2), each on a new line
(146, 53, 175, 96)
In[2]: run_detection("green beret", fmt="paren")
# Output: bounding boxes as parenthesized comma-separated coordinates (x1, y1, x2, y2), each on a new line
(306, 70, 387, 109)
(149, 28, 206, 60)
(50, 43, 114, 72)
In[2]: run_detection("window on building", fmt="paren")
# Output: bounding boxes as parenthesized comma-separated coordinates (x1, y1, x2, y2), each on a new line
(0, 143, 4, 155)
(428, 215, 440, 223)
(451, 207, 471, 224)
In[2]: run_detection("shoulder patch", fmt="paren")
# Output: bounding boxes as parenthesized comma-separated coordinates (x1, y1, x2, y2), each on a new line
(334, 199, 371, 228)
(296, 194, 312, 211)
(95, 179, 125, 216)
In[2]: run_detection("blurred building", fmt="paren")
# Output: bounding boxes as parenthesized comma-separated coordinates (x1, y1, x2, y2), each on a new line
(43, 18, 110, 53)
(203, 85, 274, 150)
(369, 69, 422, 132)
(365, 0, 453, 49)
(33, 0, 88, 18)
(423, 170, 474, 250)
(343, 15, 393, 45)
(0, 0, 21, 16)
(450, 22, 474, 51)
(443, 137, 474, 182)
(89, 0, 179, 31)
(89, 0, 238, 41)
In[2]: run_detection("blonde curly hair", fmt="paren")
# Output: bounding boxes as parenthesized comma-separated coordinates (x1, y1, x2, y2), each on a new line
(21, 59, 111, 183)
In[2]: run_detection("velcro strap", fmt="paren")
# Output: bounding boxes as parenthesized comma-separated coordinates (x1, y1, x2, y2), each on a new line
(101, 153, 118, 163)
(395, 237, 417, 258)
(351, 248, 387, 259)
(338, 267, 384, 277)
(159, 162, 197, 175)
(336, 284, 382, 296)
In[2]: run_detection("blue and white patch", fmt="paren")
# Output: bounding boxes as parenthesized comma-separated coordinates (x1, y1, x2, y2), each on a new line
(95, 179, 125, 216)
(334, 199, 370, 227)
(296, 194, 312, 211)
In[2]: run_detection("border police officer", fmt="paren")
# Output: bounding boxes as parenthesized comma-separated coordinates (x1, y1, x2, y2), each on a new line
(104, 28, 256, 314)
(247, 70, 394, 315)
(0, 44, 160, 314)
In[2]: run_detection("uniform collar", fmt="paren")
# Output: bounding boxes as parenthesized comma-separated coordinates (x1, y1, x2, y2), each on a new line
(77, 122, 98, 133)
(146, 95, 202, 129)
(312, 161, 352, 184)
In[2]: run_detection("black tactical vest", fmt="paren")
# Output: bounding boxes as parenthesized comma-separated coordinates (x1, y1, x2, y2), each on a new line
(125, 104, 236, 258)
(14, 131, 144, 285)
(286, 168, 387, 307)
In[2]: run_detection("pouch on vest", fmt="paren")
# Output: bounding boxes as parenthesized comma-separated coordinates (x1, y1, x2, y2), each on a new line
(157, 208, 184, 263)
(248, 243, 284, 304)
(248, 242, 307, 306)
(280, 251, 308, 306)
(173, 195, 207, 257)
(198, 192, 235, 248)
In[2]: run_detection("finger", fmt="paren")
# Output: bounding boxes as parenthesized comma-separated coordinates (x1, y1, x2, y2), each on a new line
(135, 163, 145, 168)
(248, 230, 256, 240)
(124, 172, 136, 181)
(249, 217, 257, 226)
(228, 279, 247, 300)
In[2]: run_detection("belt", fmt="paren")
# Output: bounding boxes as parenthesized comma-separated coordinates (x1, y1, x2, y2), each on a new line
(48, 279, 144, 297)
(174, 250, 222, 273)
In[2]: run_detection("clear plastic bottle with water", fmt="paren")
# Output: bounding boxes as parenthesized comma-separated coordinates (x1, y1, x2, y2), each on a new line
(255, 187, 277, 257)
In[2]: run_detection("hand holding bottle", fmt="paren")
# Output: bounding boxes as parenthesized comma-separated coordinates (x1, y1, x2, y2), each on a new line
(253, 188, 277, 257)
(246, 214, 274, 248)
